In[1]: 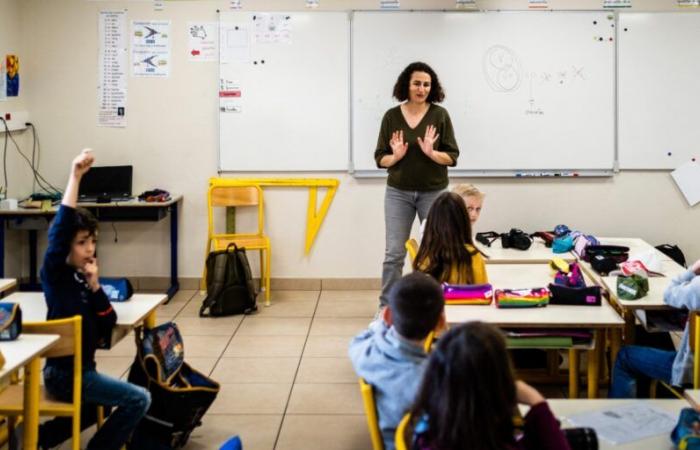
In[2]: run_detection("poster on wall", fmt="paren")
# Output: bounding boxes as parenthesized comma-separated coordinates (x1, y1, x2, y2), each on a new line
(98, 10, 128, 127)
(132, 20, 171, 77)
(0, 61, 6, 101)
(188, 22, 218, 61)
(6, 55, 19, 97)
(253, 14, 291, 44)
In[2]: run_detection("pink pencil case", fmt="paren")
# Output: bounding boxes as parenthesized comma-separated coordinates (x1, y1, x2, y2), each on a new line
(442, 283, 493, 305)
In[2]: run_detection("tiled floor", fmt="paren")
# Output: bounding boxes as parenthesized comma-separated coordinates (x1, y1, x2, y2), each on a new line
(65, 288, 569, 450)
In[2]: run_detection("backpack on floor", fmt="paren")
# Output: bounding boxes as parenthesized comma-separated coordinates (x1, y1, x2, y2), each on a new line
(200, 243, 258, 317)
(127, 322, 220, 450)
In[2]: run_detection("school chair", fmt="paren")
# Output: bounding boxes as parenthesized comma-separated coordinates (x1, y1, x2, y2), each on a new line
(395, 413, 411, 450)
(0, 316, 82, 450)
(405, 238, 419, 264)
(358, 378, 384, 450)
(204, 182, 271, 305)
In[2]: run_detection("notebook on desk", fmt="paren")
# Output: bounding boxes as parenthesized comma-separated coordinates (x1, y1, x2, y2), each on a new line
(78, 165, 133, 203)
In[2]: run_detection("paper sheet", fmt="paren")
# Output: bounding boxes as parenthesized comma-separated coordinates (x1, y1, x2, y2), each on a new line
(567, 402, 676, 444)
(188, 22, 218, 62)
(220, 24, 250, 63)
(98, 10, 128, 127)
(132, 20, 171, 77)
(253, 13, 291, 44)
(671, 161, 700, 206)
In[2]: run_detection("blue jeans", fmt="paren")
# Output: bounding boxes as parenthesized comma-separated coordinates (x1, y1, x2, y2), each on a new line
(609, 345, 676, 398)
(380, 186, 444, 306)
(40, 365, 151, 450)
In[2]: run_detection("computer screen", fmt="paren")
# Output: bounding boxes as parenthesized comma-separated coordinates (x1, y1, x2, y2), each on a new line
(78, 165, 133, 199)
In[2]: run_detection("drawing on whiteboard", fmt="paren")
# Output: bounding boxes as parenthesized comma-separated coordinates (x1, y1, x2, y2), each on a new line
(526, 72, 544, 116)
(483, 45, 522, 92)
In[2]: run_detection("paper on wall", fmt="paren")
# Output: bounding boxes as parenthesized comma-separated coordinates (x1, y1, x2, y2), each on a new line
(253, 13, 291, 44)
(188, 22, 218, 62)
(671, 161, 700, 206)
(0, 61, 6, 101)
(98, 10, 128, 127)
(220, 24, 250, 64)
(219, 78, 242, 113)
(132, 20, 171, 77)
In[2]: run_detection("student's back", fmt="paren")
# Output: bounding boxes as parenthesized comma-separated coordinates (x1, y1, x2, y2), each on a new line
(349, 272, 445, 450)
(414, 192, 488, 285)
(408, 322, 570, 450)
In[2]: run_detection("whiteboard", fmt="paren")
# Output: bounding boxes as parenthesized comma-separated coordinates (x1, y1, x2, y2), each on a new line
(219, 12, 349, 171)
(352, 11, 616, 174)
(618, 13, 700, 169)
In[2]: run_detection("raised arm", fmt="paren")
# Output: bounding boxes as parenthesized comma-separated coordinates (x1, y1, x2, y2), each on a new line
(62, 149, 94, 207)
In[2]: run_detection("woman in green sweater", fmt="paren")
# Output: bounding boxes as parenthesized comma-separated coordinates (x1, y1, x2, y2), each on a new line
(375, 62, 460, 306)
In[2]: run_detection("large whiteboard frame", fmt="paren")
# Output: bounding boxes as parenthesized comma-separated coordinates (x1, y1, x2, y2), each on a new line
(218, 11, 350, 172)
(351, 11, 616, 176)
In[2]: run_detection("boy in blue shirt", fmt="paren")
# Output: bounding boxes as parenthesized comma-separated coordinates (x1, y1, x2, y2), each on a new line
(38, 149, 150, 450)
(349, 272, 445, 450)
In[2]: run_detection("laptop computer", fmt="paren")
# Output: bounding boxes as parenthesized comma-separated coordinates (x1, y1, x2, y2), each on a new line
(78, 165, 133, 203)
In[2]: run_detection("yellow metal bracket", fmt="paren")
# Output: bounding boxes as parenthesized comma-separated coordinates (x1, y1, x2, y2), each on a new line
(209, 177, 339, 254)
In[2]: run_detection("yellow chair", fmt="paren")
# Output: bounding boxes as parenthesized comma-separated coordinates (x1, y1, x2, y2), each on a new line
(395, 413, 411, 450)
(204, 182, 271, 305)
(359, 378, 384, 450)
(0, 316, 82, 450)
(405, 238, 419, 264)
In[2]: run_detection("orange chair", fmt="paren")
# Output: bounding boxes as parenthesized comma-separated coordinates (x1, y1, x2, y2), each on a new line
(204, 182, 271, 305)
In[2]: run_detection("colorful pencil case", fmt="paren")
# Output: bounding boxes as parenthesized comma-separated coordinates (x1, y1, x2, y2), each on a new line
(442, 283, 493, 305)
(495, 288, 549, 308)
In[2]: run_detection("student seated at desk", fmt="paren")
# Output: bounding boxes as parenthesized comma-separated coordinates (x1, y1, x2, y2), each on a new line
(406, 322, 571, 450)
(414, 192, 488, 284)
(38, 149, 150, 450)
(610, 259, 700, 398)
(349, 272, 446, 450)
(419, 183, 485, 238)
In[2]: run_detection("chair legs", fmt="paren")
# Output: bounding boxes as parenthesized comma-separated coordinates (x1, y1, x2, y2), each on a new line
(264, 247, 271, 306)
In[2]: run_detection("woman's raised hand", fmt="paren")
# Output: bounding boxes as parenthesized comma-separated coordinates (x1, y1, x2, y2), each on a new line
(390, 130, 408, 161)
(417, 125, 440, 158)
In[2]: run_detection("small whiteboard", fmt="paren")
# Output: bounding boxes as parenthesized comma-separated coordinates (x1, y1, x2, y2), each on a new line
(352, 11, 616, 174)
(218, 12, 349, 171)
(618, 12, 700, 169)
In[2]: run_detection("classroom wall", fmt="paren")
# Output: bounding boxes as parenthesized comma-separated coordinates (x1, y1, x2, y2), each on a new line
(1, 0, 31, 277)
(5, 0, 700, 285)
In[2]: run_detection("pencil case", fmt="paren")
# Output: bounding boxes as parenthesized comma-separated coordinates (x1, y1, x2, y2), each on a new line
(442, 283, 493, 305)
(494, 288, 549, 308)
(548, 283, 602, 306)
(0, 303, 22, 341)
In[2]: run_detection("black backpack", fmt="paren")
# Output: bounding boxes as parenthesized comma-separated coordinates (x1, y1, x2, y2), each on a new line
(656, 244, 687, 268)
(200, 243, 258, 317)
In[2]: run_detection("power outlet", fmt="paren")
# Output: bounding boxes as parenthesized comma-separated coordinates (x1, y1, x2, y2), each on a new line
(0, 111, 30, 133)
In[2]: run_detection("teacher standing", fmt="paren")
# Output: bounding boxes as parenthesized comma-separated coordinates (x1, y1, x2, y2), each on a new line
(375, 62, 459, 306)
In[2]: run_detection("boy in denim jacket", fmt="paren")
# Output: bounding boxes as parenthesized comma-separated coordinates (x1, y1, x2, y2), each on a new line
(349, 272, 445, 450)
(38, 149, 150, 450)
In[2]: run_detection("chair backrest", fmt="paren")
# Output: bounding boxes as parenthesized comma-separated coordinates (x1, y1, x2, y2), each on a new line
(207, 184, 265, 236)
(406, 238, 419, 264)
(23, 316, 82, 406)
(359, 378, 385, 450)
(395, 413, 412, 450)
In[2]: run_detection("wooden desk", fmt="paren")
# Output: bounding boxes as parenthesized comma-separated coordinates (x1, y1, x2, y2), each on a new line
(0, 334, 59, 450)
(4, 292, 167, 344)
(683, 388, 700, 409)
(0, 279, 16, 294)
(0, 196, 182, 299)
(446, 264, 624, 399)
(596, 237, 671, 260)
(522, 399, 683, 450)
(476, 238, 574, 264)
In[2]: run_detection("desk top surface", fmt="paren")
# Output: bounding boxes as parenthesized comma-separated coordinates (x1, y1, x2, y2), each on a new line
(0, 279, 16, 293)
(446, 264, 624, 327)
(521, 399, 683, 450)
(0, 334, 59, 380)
(601, 275, 672, 310)
(476, 239, 574, 263)
(4, 292, 167, 327)
(0, 195, 182, 216)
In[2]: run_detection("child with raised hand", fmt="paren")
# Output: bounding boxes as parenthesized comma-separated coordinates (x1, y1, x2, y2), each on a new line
(38, 149, 151, 450)
(414, 191, 487, 285)
(407, 322, 571, 450)
(349, 272, 446, 450)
